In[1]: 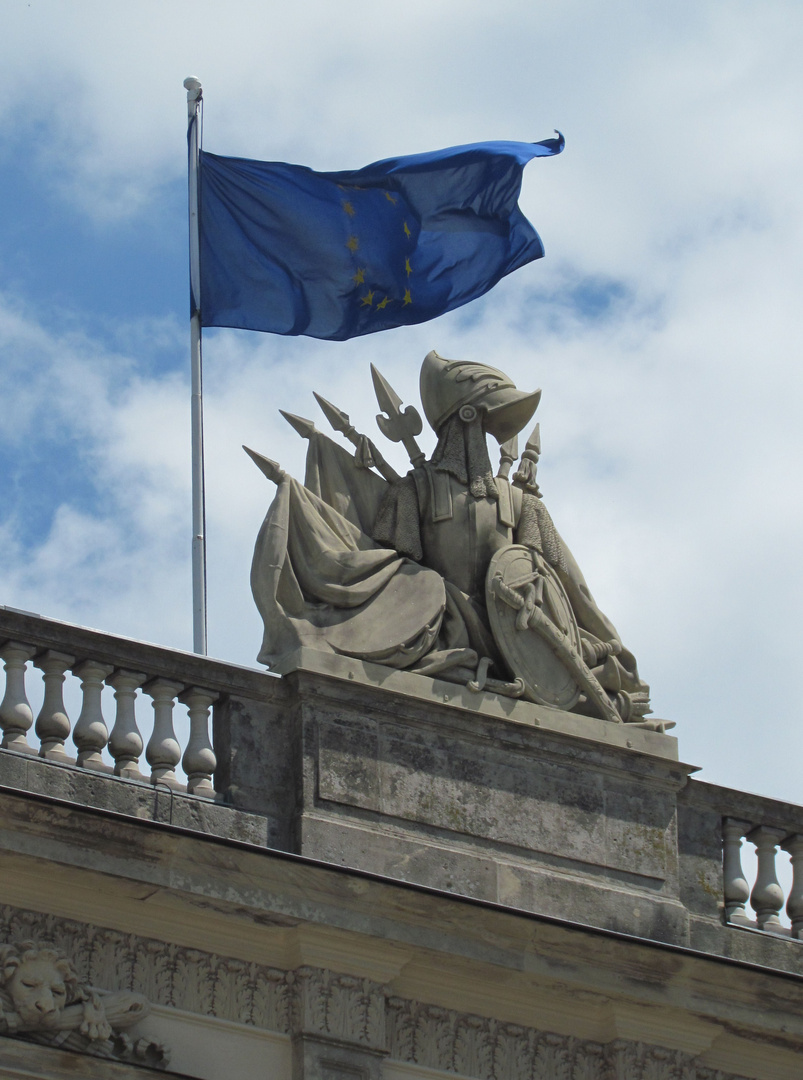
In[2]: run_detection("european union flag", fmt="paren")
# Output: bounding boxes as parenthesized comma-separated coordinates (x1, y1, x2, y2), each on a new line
(198, 135, 563, 341)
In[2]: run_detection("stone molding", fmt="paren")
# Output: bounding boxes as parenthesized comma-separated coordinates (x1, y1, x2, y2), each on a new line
(0, 906, 750, 1080)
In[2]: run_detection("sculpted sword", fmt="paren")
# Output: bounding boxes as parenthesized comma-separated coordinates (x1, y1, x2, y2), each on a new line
(370, 364, 426, 469)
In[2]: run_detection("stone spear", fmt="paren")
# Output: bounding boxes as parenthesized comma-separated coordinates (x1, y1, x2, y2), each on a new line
(313, 393, 401, 484)
(243, 445, 285, 485)
(370, 365, 426, 469)
(279, 410, 316, 439)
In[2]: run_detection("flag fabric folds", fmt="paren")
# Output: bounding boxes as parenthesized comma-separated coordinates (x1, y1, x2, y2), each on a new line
(198, 135, 563, 341)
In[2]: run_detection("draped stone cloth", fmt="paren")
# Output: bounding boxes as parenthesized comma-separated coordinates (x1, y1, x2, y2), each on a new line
(251, 430, 649, 712)
(251, 435, 448, 670)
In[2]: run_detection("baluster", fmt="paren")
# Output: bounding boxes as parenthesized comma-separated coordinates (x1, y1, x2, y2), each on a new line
(72, 660, 114, 770)
(108, 670, 147, 778)
(180, 686, 218, 798)
(0, 641, 37, 753)
(34, 650, 76, 762)
(781, 833, 803, 940)
(722, 818, 753, 925)
(747, 825, 786, 931)
(144, 678, 184, 788)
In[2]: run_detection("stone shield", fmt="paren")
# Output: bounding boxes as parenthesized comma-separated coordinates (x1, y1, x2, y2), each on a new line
(486, 545, 583, 710)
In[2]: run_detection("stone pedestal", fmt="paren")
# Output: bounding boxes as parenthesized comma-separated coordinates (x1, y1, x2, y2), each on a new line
(216, 649, 697, 944)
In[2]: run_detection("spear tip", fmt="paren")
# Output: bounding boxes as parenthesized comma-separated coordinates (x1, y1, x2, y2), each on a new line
(525, 422, 541, 455)
(279, 410, 316, 439)
(243, 445, 285, 485)
(313, 391, 350, 434)
(370, 364, 404, 413)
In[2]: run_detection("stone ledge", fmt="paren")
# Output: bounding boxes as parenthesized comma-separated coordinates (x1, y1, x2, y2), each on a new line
(0, 1034, 190, 1079)
(273, 647, 682, 762)
(299, 812, 691, 945)
(0, 750, 269, 846)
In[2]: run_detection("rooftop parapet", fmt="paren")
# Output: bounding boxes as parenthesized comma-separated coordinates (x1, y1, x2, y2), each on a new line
(1, 605, 801, 972)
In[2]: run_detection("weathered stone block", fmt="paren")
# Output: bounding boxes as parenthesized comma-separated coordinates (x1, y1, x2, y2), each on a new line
(221, 655, 695, 939)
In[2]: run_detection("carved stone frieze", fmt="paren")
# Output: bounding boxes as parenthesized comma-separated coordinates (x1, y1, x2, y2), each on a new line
(0, 905, 291, 1034)
(0, 937, 167, 1069)
(385, 998, 751, 1080)
(0, 906, 754, 1080)
(291, 967, 386, 1052)
(386, 998, 607, 1080)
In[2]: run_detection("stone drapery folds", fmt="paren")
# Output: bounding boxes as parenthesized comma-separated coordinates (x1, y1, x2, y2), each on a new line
(250, 352, 653, 724)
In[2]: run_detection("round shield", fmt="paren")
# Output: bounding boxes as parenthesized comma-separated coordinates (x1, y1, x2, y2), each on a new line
(486, 545, 583, 710)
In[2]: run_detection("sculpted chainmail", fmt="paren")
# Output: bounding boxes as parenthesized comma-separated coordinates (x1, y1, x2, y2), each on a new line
(516, 492, 568, 572)
(430, 414, 499, 500)
(372, 475, 423, 561)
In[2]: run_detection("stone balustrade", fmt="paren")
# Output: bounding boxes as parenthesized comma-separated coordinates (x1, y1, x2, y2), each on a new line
(0, 606, 276, 800)
(722, 816, 803, 938)
(3, 604, 803, 967)
(0, 636, 216, 796)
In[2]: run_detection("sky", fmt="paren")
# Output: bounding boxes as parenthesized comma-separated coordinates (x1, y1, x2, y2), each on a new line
(0, 0, 801, 823)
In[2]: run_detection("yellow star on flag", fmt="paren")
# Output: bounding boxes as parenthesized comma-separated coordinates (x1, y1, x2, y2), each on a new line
(346, 235, 359, 253)
(384, 192, 398, 205)
(405, 258, 412, 277)
(342, 201, 356, 217)
(402, 288, 412, 306)
(361, 290, 375, 308)
(403, 221, 411, 239)
(352, 268, 366, 284)
(376, 296, 390, 310)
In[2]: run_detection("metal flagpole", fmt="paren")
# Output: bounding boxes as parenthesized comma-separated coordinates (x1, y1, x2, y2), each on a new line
(184, 76, 207, 655)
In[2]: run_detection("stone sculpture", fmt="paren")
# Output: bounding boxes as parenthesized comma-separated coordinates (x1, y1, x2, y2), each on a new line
(0, 939, 167, 1068)
(249, 350, 658, 727)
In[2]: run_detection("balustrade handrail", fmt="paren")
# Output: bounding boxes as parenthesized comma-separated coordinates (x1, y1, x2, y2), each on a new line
(680, 776, 803, 845)
(0, 606, 278, 700)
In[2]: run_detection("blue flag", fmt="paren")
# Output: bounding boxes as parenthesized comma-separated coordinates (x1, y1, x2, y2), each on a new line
(198, 135, 563, 341)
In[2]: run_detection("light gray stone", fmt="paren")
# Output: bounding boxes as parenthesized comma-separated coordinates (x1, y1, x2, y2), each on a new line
(249, 352, 656, 727)
(221, 660, 693, 938)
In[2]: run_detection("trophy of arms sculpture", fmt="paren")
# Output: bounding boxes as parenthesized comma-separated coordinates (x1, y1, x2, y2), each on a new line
(248, 350, 664, 730)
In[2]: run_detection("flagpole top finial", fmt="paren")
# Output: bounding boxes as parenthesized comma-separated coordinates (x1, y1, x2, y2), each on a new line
(184, 76, 203, 101)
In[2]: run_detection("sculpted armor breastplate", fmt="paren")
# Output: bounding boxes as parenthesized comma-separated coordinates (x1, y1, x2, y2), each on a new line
(415, 465, 521, 602)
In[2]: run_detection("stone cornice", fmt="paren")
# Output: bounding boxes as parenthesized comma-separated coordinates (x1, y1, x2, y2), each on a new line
(0, 905, 771, 1080)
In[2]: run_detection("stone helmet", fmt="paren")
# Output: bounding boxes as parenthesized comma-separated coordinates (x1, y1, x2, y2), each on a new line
(419, 350, 541, 443)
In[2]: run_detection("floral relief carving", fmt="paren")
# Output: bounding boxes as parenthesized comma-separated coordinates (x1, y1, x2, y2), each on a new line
(0, 905, 755, 1080)
(493, 1022, 536, 1080)
(0, 904, 292, 1035)
(384, 1000, 749, 1080)
(290, 966, 386, 1051)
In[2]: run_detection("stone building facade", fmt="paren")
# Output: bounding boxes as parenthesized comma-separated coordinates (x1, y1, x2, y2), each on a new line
(1, 606, 801, 1079)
